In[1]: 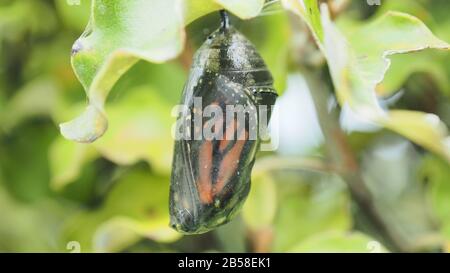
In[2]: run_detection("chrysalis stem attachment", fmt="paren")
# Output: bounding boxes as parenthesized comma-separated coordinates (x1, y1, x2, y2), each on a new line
(220, 10, 230, 30)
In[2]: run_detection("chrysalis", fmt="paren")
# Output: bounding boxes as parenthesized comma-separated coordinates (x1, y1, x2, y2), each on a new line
(169, 11, 277, 234)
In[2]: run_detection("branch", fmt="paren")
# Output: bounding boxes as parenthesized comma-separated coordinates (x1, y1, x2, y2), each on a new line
(301, 68, 408, 251)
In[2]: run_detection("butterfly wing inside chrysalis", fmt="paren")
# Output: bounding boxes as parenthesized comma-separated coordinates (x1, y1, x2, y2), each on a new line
(170, 18, 277, 234)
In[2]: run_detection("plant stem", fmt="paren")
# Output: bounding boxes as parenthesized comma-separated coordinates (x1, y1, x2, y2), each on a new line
(219, 10, 230, 30)
(301, 68, 407, 251)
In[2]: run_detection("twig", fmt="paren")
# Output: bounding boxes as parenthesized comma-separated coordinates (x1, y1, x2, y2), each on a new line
(301, 68, 407, 251)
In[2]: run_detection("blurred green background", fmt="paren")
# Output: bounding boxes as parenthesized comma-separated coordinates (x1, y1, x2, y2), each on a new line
(0, 0, 449, 253)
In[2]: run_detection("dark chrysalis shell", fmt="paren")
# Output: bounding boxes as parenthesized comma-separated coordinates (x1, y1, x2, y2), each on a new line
(169, 13, 277, 234)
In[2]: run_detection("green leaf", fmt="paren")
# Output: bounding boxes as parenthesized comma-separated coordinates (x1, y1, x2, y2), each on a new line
(282, 0, 323, 45)
(184, 0, 221, 25)
(363, 0, 450, 96)
(60, 0, 266, 143)
(215, 0, 264, 19)
(378, 51, 450, 96)
(379, 110, 450, 162)
(320, 6, 450, 161)
(322, 9, 449, 108)
(60, 0, 186, 142)
(284, 2, 450, 161)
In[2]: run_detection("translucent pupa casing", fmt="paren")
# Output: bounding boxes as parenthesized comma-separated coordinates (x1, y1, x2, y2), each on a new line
(169, 25, 277, 234)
